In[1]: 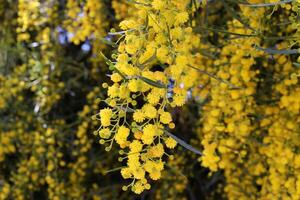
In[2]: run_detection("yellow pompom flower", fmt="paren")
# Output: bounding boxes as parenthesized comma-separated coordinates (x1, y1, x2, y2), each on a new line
(111, 73, 123, 83)
(147, 91, 161, 105)
(100, 108, 113, 127)
(141, 124, 157, 145)
(121, 168, 132, 179)
(99, 128, 111, 139)
(160, 111, 172, 124)
(132, 181, 145, 194)
(142, 104, 157, 119)
(149, 143, 164, 157)
(175, 12, 189, 25)
(152, 0, 165, 10)
(128, 79, 140, 92)
(129, 140, 143, 153)
(165, 137, 177, 149)
(133, 109, 145, 123)
(115, 126, 130, 147)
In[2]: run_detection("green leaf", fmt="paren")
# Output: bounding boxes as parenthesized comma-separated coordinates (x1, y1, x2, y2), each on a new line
(100, 52, 127, 80)
(113, 67, 128, 81)
(240, 0, 293, 7)
(138, 76, 167, 88)
(165, 130, 202, 155)
(99, 38, 117, 47)
(255, 46, 299, 55)
(293, 63, 300, 68)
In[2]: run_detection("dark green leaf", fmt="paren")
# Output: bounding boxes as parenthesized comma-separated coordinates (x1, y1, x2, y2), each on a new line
(138, 76, 167, 88)
(165, 131, 202, 155)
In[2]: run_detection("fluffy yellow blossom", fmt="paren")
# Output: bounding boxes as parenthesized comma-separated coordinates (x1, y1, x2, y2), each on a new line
(149, 143, 164, 157)
(99, 128, 111, 139)
(159, 111, 172, 124)
(133, 109, 145, 123)
(165, 137, 177, 149)
(175, 12, 189, 25)
(142, 104, 157, 119)
(115, 126, 130, 147)
(100, 108, 113, 127)
(111, 73, 123, 83)
(129, 140, 143, 153)
(141, 124, 157, 145)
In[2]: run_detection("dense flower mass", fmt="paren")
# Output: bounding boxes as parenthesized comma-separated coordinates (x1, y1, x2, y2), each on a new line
(0, 0, 300, 199)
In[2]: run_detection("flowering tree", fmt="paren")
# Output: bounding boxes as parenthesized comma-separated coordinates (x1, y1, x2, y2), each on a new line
(0, 0, 300, 199)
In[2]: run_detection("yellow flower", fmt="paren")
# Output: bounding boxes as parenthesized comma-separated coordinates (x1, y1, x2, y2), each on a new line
(133, 109, 145, 123)
(173, 94, 186, 106)
(119, 19, 138, 30)
(111, 73, 123, 83)
(115, 126, 130, 147)
(144, 160, 164, 180)
(148, 143, 164, 157)
(157, 46, 169, 62)
(152, 0, 165, 10)
(132, 181, 145, 194)
(142, 104, 157, 119)
(107, 84, 119, 98)
(100, 108, 113, 127)
(165, 137, 177, 149)
(128, 79, 140, 92)
(175, 12, 189, 24)
(99, 128, 111, 139)
(141, 124, 157, 145)
(129, 140, 143, 153)
(121, 168, 132, 179)
(147, 91, 160, 105)
(160, 111, 172, 124)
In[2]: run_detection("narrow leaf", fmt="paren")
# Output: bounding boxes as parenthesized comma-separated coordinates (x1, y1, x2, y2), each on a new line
(240, 0, 293, 7)
(165, 131, 202, 155)
(255, 46, 299, 55)
(100, 52, 127, 80)
(138, 76, 167, 88)
(100, 38, 117, 47)
(293, 63, 300, 68)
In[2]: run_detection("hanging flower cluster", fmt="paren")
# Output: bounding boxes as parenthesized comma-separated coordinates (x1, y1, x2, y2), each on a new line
(1, 0, 300, 199)
(95, 0, 204, 193)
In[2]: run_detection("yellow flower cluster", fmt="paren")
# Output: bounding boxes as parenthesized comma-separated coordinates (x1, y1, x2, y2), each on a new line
(96, 0, 300, 198)
(64, 0, 107, 78)
(94, 0, 204, 193)
(2, 0, 300, 199)
(65, 0, 107, 45)
(196, 2, 300, 199)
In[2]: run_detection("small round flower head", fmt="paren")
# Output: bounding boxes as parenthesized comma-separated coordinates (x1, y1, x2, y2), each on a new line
(142, 104, 157, 119)
(99, 108, 113, 127)
(129, 140, 143, 153)
(165, 137, 177, 149)
(133, 109, 145, 123)
(111, 73, 123, 83)
(160, 111, 172, 124)
(115, 126, 130, 147)
(99, 128, 111, 139)
(148, 143, 164, 158)
(141, 124, 157, 145)
(132, 181, 145, 194)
